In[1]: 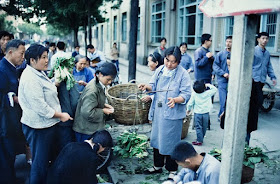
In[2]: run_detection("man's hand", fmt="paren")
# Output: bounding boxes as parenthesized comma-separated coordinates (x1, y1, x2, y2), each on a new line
(13, 95, 19, 104)
(187, 69, 192, 73)
(272, 79, 277, 86)
(167, 97, 176, 108)
(206, 52, 213, 58)
(212, 75, 215, 81)
(223, 73, 229, 79)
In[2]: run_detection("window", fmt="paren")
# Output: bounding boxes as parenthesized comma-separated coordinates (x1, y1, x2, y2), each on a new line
(96, 27, 99, 39)
(113, 16, 117, 41)
(107, 21, 110, 41)
(137, 7, 140, 42)
(260, 13, 277, 49)
(122, 12, 127, 42)
(225, 16, 234, 37)
(151, 1, 165, 43)
(178, 0, 203, 46)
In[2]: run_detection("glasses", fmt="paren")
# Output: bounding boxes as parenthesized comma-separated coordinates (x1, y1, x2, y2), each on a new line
(208, 39, 213, 42)
(165, 57, 177, 64)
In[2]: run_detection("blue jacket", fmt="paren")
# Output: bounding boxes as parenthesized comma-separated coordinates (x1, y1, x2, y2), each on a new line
(148, 65, 192, 120)
(213, 49, 230, 83)
(57, 81, 80, 126)
(194, 47, 214, 81)
(252, 45, 276, 83)
(180, 53, 194, 72)
(0, 58, 23, 138)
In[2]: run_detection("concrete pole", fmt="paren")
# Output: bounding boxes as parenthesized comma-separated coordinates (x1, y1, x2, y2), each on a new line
(219, 14, 258, 184)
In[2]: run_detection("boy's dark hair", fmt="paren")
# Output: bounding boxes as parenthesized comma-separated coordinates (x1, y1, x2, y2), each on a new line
(149, 52, 164, 66)
(201, 33, 212, 45)
(86, 44, 94, 49)
(57, 41, 65, 50)
(257, 32, 269, 38)
(179, 42, 188, 48)
(226, 36, 232, 40)
(193, 80, 206, 94)
(74, 45, 80, 48)
(89, 130, 113, 148)
(49, 42, 56, 47)
(6, 39, 25, 52)
(0, 31, 10, 39)
(171, 141, 197, 162)
(160, 37, 167, 42)
(165, 46, 181, 64)
(25, 44, 48, 65)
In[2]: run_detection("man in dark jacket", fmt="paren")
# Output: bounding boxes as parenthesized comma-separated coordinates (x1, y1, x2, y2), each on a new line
(47, 130, 113, 184)
(0, 39, 26, 183)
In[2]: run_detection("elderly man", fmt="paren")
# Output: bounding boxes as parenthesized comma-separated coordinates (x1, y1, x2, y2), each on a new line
(0, 39, 26, 183)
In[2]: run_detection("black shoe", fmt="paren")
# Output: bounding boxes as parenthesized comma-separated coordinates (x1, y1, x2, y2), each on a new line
(208, 121, 211, 130)
(143, 166, 163, 174)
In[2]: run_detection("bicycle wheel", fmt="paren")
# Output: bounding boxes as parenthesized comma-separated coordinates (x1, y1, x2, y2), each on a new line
(261, 83, 275, 112)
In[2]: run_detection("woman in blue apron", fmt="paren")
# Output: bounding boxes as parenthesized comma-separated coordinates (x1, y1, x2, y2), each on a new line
(73, 55, 94, 92)
(139, 46, 192, 180)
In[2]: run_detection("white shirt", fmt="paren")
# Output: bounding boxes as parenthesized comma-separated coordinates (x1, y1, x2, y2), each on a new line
(50, 50, 71, 69)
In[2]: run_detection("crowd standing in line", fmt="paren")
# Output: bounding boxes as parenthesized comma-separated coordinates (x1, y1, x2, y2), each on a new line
(0, 30, 277, 184)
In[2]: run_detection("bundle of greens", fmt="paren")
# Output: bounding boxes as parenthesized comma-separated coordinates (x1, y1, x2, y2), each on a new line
(48, 57, 76, 90)
(209, 145, 269, 169)
(114, 131, 149, 159)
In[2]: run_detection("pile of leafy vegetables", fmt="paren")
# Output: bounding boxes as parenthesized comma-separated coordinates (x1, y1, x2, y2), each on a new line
(114, 131, 149, 159)
(209, 145, 269, 169)
(48, 57, 76, 90)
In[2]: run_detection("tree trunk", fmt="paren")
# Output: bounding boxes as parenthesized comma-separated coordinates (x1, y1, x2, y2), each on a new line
(73, 27, 79, 47)
(84, 22, 88, 57)
(88, 4, 92, 45)
(128, 0, 139, 82)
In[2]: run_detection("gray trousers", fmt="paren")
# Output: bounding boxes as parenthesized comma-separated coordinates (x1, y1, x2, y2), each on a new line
(194, 113, 210, 143)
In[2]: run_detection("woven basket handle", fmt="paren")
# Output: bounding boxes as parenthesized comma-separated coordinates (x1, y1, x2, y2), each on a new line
(125, 94, 141, 101)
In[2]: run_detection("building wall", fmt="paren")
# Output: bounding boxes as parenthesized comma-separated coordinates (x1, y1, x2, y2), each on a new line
(91, 0, 280, 85)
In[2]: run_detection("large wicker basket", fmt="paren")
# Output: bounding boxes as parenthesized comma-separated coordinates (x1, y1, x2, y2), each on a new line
(106, 83, 151, 125)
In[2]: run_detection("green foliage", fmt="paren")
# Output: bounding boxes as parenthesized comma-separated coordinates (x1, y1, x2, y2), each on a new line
(114, 131, 149, 159)
(18, 23, 43, 35)
(0, 14, 16, 33)
(209, 145, 269, 169)
(48, 57, 76, 90)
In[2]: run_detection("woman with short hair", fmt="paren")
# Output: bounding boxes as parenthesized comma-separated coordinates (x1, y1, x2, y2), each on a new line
(18, 44, 72, 184)
(73, 54, 94, 92)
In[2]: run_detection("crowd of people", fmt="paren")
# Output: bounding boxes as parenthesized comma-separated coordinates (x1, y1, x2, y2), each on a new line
(0, 29, 277, 184)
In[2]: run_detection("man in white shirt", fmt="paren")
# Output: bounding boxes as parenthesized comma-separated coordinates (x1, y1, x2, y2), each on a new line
(86, 44, 106, 68)
(51, 41, 70, 69)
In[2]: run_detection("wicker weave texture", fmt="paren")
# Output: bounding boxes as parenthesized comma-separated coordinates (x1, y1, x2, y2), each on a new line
(106, 84, 151, 125)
